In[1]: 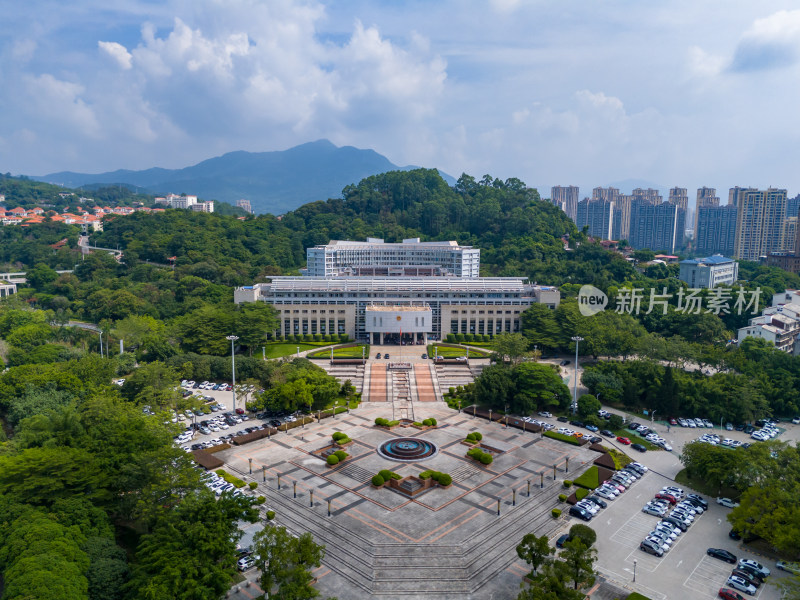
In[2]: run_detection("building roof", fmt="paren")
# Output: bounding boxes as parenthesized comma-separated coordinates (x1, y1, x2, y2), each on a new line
(317, 238, 473, 250)
(680, 255, 735, 266)
(250, 276, 534, 294)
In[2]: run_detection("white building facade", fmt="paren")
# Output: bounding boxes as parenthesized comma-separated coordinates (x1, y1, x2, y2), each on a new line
(678, 255, 738, 289)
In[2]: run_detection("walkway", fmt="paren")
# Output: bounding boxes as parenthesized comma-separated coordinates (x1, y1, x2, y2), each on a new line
(413, 364, 437, 402)
(368, 364, 387, 402)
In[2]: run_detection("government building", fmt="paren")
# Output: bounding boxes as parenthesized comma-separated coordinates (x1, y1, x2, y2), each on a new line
(234, 238, 559, 344)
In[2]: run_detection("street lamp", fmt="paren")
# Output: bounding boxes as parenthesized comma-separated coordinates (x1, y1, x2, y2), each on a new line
(226, 335, 239, 411)
(334, 400, 338, 419)
(633, 558, 637, 582)
(296, 346, 300, 358)
(570, 336, 583, 415)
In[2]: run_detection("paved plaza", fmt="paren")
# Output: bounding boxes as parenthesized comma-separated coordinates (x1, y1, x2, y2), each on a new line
(218, 401, 598, 599)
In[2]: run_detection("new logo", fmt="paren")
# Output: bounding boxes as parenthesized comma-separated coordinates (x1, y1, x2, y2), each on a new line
(578, 285, 608, 316)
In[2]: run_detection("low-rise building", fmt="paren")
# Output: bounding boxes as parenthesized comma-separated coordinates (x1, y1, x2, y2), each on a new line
(678, 255, 739, 289)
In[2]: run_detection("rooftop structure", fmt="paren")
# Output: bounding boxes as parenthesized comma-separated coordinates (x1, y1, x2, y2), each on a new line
(305, 238, 480, 278)
(679, 255, 738, 289)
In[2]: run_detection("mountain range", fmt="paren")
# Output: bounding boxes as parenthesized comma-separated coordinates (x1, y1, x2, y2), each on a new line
(35, 140, 455, 215)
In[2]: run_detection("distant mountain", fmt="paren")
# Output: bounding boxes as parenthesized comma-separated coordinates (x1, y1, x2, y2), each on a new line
(35, 140, 456, 214)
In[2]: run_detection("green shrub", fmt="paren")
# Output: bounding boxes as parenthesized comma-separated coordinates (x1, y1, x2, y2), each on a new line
(249, 482, 258, 490)
(558, 494, 567, 502)
(569, 523, 597, 548)
(448, 386, 456, 396)
(429, 418, 437, 426)
(266, 509, 275, 519)
(472, 431, 483, 441)
(387, 420, 400, 427)
(379, 470, 394, 480)
(372, 474, 385, 486)
(332, 431, 346, 441)
(413, 421, 423, 426)
(552, 508, 562, 518)
(302, 334, 312, 342)
(454, 333, 465, 343)
(563, 480, 572, 488)
(479, 453, 493, 465)
(215, 469, 246, 488)
(438, 474, 452, 486)
(575, 488, 589, 500)
(375, 418, 389, 426)
(419, 470, 432, 479)
(572, 466, 600, 490)
(543, 431, 583, 446)
(326, 455, 339, 465)
(256, 496, 266, 505)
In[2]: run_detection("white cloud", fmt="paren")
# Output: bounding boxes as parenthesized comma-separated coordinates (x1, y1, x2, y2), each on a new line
(22, 74, 101, 138)
(98, 41, 133, 69)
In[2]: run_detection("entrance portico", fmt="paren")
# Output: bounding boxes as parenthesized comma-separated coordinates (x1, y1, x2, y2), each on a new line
(365, 305, 432, 346)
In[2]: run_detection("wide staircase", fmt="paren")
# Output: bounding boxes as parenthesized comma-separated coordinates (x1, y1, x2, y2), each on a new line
(389, 366, 415, 421)
(229, 462, 566, 598)
(320, 362, 365, 395)
(435, 363, 477, 393)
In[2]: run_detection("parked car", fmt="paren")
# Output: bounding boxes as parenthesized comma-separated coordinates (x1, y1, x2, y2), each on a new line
(718, 589, 746, 600)
(731, 569, 762, 588)
(616, 436, 631, 445)
(707, 548, 737, 564)
(655, 493, 677, 505)
(737, 559, 769, 579)
(568, 506, 593, 521)
(725, 576, 756, 596)
(640, 540, 664, 557)
(538, 411, 553, 418)
(555, 533, 571, 548)
(584, 496, 607, 509)
(777, 561, 800, 575)
(631, 443, 647, 453)
(600, 429, 614, 437)
(717, 497, 740, 508)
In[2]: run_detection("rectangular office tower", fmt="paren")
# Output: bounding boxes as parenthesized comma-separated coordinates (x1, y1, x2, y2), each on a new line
(550, 186, 579, 221)
(304, 238, 480, 278)
(695, 204, 737, 256)
(669, 187, 688, 249)
(628, 201, 678, 252)
(734, 188, 787, 261)
(576, 198, 614, 239)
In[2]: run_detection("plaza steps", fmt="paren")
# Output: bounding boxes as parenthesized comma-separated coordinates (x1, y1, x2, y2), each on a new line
(389, 367, 415, 421)
(320, 362, 365, 394)
(228, 461, 567, 598)
(434, 363, 477, 392)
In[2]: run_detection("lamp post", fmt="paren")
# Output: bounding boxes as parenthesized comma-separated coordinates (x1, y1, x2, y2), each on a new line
(633, 559, 637, 582)
(296, 346, 300, 358)
(334, 400, 338, 419)
(226, 335, 239, 411)
(570, 336, 583, 415)
(504, 404, 509, 428)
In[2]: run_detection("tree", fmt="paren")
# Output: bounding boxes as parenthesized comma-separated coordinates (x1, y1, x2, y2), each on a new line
(120, 361, 181, 407)
(254, 525, 326, 599)
(568, 524, 597, 548)
(576, 394, 601, 419)
(607, 413, 624, 430)
(516, 533, 553, 577)
(236, 302, 279, 355)
(492, 332, 529, 365)
(558, 538, 597, 590)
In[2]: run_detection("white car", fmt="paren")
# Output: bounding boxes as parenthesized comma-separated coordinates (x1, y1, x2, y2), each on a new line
(726, 576, 756, 596)
(538, 411, 553, 418)
(717, 497, 740, 508)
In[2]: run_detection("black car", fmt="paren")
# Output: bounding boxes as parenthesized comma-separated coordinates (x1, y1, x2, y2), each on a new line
(560, 359, 571, 366)
(628, 422, 642, 430)
(375, 353, 382, 359)
(556, 533, 570, 548)
(269, 419, 281, 428)
(569, 420, 584, 427)
(600, 429, 614, 437)
(421, 353, 428, 359)
(557, 416, 569, 423)
(686, 493, 708, 509)
(743, 425, 756, 434)
(585, 496, 607, 509)
(707, 548, 737, 564)
(631, 443, 647, 453)
(589, 436, 602, 444)
(568, 506, 592, 521)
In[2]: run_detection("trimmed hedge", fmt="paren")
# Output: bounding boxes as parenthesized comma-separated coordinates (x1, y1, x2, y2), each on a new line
(552, 508, 562, 518)
(266, 510, 275, 519)
(422, 418, 437, 426)
(575, 487, 590, 501)
(372, 474, 385, 486)
(255, 496, 266, 504)
(558, 494, 567, 502)
(573, 466, 600, 490)
(544, 431, 583, 446)
(465, 431, 483, 443)
(378, 469, 400, 481)
(419, 470, 452, 486)
(563, 480, 572, 488)
(326, 455, 339, 465)
(375, 418, 400, 427)
(333, 450, 348, 461)
(215, 469, 246, 488)
(205, 443, 232, 454)
(248, 482, 258, 490)
(466, 447, 494, 465)
(332, 432, 351, 445)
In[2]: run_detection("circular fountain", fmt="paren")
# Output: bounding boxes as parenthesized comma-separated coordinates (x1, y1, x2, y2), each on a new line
(377, 437, 439, 462)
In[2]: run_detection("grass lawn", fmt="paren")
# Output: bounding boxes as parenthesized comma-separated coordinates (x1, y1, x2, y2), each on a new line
(263, 343, 324, 359)
(307, 344, 369, 359)
(427, 344, 492, 358)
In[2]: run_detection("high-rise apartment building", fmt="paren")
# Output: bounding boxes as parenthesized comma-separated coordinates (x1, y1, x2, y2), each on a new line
(786, 194, 800, 218)
(629, 201, 679, 252)
(734, 188, 787, 261)
(550, 186, 579, 221)
(592, 187, 620, 202)
(695, 205, 737, 257)
(576, 198, 614, 240)
(694, 187, 720, 232)
(632, 188, 662, 204)
(729, 186, 757, 208)
(612, 195, 633, 241)
(236, 199, 253, 214)
(668, 187, 689, 249)
(780, 217, 798, 252)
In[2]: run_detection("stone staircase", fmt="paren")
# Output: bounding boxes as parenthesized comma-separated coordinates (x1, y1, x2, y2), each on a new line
(229, 463, 566, 598)
(434, 363, 477, 393)
(320, 362, 365, 394)
(390, 367, 415, 421)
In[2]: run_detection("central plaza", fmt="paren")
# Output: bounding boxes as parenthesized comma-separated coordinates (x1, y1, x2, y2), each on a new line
(217, 400, 598, 599)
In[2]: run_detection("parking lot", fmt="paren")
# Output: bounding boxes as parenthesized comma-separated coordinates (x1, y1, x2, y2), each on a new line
(589, 467, 789, 600)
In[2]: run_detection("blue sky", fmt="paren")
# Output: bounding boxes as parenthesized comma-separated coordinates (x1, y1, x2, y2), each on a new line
(3, 0, 800, 201)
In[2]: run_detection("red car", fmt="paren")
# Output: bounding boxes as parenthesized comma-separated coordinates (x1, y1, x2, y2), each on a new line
(655, 493, 677, 505)
(235, 408, 245, 415)
(616, 436, 631, 445)
(719, 588, 745, 600)
(669, 418, 678, 425)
